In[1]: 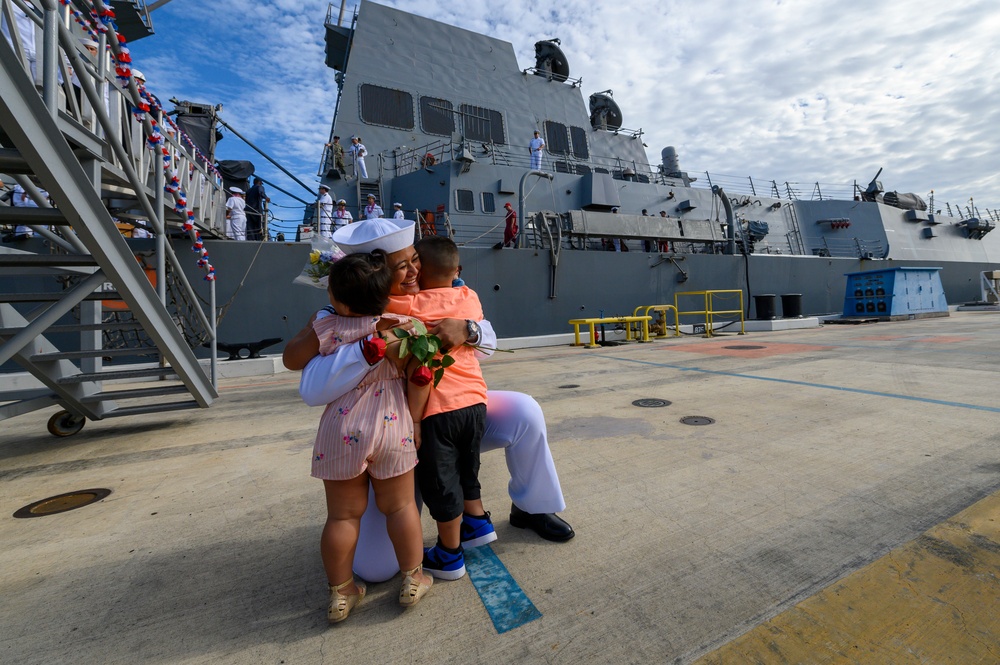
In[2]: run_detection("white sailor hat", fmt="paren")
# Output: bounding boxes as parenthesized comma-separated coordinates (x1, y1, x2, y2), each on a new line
(228, 186, 244, 194)
(337, 198, 347, 204)
(393, 202, 402, 207)
(317, 184, 329, 191)
(132, 69, 145, 81)
(367, 193, 376, 199)
(333, 218, 416, 255)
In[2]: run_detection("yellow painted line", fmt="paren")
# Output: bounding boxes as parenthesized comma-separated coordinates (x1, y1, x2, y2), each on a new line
(697, 491, 1000, 664)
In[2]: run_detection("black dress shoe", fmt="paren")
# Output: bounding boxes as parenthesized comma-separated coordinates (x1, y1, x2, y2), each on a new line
(509, 503, 574, 542)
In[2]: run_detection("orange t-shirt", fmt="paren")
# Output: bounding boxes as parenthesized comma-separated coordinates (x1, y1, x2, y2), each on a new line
(387, 287, 487, 418)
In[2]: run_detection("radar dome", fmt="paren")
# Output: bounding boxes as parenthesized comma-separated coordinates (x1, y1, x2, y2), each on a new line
(589, 92, 622, 130)
(534, 40, 569, 82)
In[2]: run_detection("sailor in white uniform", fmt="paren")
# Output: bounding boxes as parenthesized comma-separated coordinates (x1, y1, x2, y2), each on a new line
(392, 202, 405, 220)
(349, 136, 368, 179)
(362, 194, 383, 220)
(225, 187, 247, 240)
(332, 198, 352, 231)
(316, 185, 334, 237)
(529, 130, 545, 170)
(294, 219, 574, 582)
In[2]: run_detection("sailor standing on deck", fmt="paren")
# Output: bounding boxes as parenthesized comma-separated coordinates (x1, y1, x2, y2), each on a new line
(225, 187, 247, 240)
(316, 185, 334, 237)
(363, 194, 383, 220)
(349, 136, 368, 179)
(529, 130, 545, 170)
(332, 198, 353, 231)
(392, 202, 405, 220)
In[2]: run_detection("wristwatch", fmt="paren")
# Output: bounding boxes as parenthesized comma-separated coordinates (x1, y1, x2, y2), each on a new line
(465, 319, 481, 346)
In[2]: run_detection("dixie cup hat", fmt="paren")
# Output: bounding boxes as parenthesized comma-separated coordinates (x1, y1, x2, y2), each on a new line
(228, 186, 244, 194)
(333, 218, 416, 255)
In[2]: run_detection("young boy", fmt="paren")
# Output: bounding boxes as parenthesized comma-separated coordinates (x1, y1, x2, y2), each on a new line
(395, 236, 495, 580)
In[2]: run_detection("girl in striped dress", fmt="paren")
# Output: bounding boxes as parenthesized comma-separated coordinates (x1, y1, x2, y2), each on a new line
(310, 250, 433, 623)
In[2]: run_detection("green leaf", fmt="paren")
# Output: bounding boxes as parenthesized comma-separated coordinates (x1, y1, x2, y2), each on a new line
(440, 354, 456, 368)
(398, 337, 410, 358)
(411, 320, 428, 336)
(393, 327, 411, 339)
(412, 336, 429, 361)
(433, 367, 445, 388)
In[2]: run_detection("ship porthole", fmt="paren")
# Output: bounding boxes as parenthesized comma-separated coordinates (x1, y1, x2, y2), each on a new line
(493, 284, 501, 291)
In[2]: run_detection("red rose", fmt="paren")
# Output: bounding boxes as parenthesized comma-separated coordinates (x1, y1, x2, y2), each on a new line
(361, 335, 386, 365)
(410, 365, 433, 386)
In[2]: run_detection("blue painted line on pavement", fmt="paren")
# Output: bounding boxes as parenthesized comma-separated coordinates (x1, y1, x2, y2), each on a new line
(465, 545, 541, 633)
(607, 356, 1000, 414)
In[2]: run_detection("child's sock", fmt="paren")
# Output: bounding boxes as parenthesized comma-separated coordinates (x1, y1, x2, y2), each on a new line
(464, 512, 489, 521)
(436, 539, 462, 555)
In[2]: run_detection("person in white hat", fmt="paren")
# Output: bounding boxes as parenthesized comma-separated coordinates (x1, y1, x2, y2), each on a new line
(333, 198, 352, 230)
(349, 136, 368, 179)
(316, 185, 334, 237)
(362, 193, 383, 220)
(225, 186, 246, 240)
(392, 202, 405, 220)
(284, 218, 574, 583)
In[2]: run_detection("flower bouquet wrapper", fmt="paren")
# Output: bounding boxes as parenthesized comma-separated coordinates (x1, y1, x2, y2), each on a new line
(293, 234, 345, 289)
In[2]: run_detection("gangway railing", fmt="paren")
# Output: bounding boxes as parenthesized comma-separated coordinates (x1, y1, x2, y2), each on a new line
(0, 0, 224, 436)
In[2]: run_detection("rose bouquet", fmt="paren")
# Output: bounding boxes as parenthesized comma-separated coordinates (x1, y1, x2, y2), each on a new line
(393, 320, 455, 387)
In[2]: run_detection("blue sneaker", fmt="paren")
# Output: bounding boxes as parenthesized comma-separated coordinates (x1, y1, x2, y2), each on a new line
(460, 512, 498, 548)
(422, 543, 466, 580)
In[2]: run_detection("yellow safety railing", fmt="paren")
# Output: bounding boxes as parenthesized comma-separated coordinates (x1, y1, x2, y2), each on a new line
(674, 290, 745, 337)
(631, 305, 681, 341)
(568, 316, 652, 348)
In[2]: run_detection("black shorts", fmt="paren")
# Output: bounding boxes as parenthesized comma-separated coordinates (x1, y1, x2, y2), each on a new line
(417, 403, 487, 522)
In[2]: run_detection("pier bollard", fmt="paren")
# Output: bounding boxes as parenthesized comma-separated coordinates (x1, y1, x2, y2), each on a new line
(753, 294, 777, 320)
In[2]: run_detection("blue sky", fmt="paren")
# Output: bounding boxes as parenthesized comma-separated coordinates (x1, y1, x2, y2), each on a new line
(129, 0, 1000, 235)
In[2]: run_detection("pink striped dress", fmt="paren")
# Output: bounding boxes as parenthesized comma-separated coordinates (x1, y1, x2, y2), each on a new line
(310, 312, 417, 481)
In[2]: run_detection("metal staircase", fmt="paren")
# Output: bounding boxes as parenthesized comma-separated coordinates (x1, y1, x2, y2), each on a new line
(0, 0, 221, 436)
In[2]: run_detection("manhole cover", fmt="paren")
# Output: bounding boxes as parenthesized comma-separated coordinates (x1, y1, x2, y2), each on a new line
(633, 399, 671, 408)
(723, 345, 765, 350)
(680, 416, 715, 426)
(558, 384, 580, 389)
(13, 488, 112, 519)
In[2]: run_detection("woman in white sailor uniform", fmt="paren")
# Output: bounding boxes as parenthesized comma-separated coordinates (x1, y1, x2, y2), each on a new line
(288, 219, 574, 583)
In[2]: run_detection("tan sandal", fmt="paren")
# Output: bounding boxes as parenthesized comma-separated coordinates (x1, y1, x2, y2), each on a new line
(328, 577, 366, 624)
(398, 565, 433, 607)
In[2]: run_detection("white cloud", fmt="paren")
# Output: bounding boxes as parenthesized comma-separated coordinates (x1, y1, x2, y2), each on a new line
(130, 0, 999, 216)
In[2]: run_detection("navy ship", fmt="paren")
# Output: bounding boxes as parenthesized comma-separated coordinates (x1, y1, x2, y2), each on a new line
(304, 0, 997, 337)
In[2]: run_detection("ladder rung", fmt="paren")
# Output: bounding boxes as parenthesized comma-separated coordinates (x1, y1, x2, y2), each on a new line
(0, 148, 31, 174)
(101, 400, 202, 418)
(29, 347, 160, 361)
(0, 322, 144, 335)
(80, 384, 190, 402)
(0, 254, 98, 267)
(57, 366, 176, 384)
(0, 207, 70, 225)
(0, 291, 121, 303)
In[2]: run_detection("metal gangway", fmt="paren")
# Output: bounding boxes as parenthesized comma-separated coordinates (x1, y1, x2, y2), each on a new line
(0, 0, 223, 435)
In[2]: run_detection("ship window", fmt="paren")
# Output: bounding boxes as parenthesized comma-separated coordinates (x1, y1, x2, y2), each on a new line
(545, 121, 569, 155)
(554, 161, 571, 173)
(456, 189, 475, 212)
(481, 192, 496, 214)
(594, 167, 610, 174)
(570, 126, 589, 159)
(574, 164, 591, 175)
(359, 84, 414, 130)
(460, 104, 505, 144)
(420, 96, 454, 136)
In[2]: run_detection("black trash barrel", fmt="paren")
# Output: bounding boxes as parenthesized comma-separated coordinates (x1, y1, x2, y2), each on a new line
(781, 293, 803, 318)
(753, 294, 777, 320)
